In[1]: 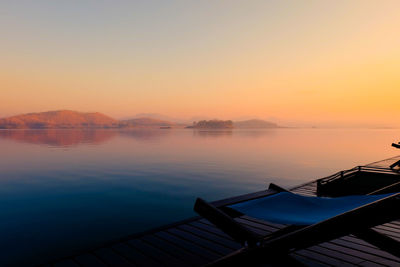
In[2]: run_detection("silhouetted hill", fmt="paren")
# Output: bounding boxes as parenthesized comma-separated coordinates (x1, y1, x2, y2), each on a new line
(121, 117, 178, 128)
(0, 110, 119, 129)
(0, 111, 282, 129)
(234, 119, 279, 128)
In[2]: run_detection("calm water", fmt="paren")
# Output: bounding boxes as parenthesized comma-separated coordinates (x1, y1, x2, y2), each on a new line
(0, 128, 398, 266)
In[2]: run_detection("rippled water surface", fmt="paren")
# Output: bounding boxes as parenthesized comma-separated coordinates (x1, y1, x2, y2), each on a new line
(0, 128, 398, 266)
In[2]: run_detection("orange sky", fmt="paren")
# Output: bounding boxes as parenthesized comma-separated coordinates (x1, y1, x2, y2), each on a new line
(1, 1, 400, 127)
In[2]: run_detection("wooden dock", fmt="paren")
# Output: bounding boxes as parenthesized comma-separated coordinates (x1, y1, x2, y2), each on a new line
(43, 156, 400, 267)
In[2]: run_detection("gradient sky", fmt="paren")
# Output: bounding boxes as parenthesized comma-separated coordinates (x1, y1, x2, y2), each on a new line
(1, 1, 400, 126)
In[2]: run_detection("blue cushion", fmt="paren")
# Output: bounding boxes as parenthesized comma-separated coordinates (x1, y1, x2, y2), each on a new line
(229, 192, 394, 225)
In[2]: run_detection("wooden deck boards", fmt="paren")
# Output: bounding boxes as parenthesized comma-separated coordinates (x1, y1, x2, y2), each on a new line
(44, 156, 400, 267)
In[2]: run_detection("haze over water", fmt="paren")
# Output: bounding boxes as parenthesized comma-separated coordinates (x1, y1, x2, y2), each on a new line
(2, 1, 400, 266)
(0, 128, 398, 266)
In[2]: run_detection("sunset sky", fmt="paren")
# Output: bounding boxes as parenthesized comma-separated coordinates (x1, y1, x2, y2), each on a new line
(1, 1, 400, 127)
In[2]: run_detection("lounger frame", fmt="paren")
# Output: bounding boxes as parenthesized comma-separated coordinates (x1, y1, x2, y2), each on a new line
(194, 183, 400, 266)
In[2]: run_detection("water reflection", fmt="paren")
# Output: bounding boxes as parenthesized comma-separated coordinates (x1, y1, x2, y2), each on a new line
(0, 129, 278, 147)
(0, 129, 399, 266)
(0, 129, 117, 147)
(192, 129, 233, 138)
(191, 129, 276, 138)
(119, 129, 172, 141)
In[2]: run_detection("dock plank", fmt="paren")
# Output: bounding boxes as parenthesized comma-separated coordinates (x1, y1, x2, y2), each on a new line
(112, 243, 161, 267)
(154, 231, 218, 262)
(166, 228, 232, 255)
(188, 221, 238, 243)
(291, 254, 330, 267)
(127, 239, 186, 267)
(306, 245, 369, 266)
(331, 238, 400, 263)
(294, 249, 356, 267)
(177, 224, 240, 250)
(141, 234, 204, 266)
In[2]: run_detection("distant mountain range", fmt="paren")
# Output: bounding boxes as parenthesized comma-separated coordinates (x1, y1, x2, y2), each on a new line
(123, 113, 185, 123)
(121, 117, 178, 128)
(0, 110, 281, 129)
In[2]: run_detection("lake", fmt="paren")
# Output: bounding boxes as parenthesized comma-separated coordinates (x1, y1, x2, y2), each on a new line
(0, 128, 398, 266)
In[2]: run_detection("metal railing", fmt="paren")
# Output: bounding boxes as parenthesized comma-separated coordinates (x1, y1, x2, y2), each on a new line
(317, 166, 399, 186)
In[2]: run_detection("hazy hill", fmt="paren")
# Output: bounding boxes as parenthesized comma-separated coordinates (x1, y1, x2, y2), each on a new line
(121, 117, 178, 128)
(0, 111, 281, 129)
(126, 113, 184, 122)
(0, 110, 120, 129)
(234, 119, 279, 128)
(189, 120, 234, 129)
(123, 113, 219, 125)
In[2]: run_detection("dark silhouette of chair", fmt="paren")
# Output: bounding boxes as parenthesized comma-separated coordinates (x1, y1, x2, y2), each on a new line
(194, 183, 400, 266)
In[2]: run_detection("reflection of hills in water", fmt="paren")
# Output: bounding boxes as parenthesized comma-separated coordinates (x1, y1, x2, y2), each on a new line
(192, 129, 275, 138)
(193, 130, 233, 138)
(0, 129, 278, 146)
(118, 129, 172, 140)
(0, 130, 117, 147)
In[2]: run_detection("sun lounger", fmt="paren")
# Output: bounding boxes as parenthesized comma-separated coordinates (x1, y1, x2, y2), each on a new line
(194, 184, 400, 266)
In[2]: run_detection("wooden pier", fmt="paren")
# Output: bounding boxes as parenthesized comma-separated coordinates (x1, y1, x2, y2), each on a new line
(43, 156, 400, 267)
